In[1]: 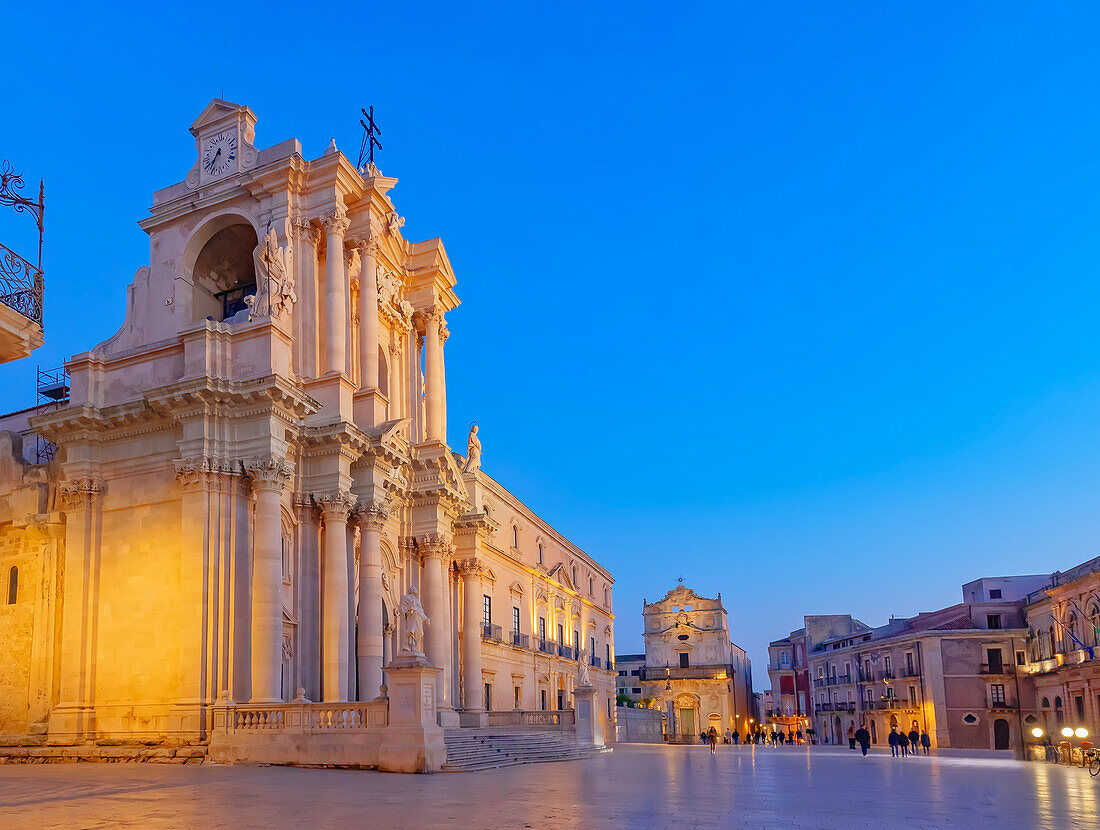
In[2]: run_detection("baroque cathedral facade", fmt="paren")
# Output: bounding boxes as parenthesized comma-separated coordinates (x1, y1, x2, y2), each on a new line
(0, 101, 616, 757)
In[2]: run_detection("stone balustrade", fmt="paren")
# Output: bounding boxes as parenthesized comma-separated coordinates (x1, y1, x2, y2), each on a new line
(208, 700, 389, 767)
(484, 710, 576, 729)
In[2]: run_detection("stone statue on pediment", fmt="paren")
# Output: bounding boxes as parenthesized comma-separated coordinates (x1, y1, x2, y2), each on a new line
(462, 423, 481, 473)
(399, 587, 428, 656)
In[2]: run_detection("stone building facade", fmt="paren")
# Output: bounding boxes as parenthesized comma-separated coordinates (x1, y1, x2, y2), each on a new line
(771, 576, 1047, 752)
(0, 100, 616, 761)
(766, 615, 867, 737)
(636, 585, 754, 739)
(1023, 556, 1100, 737)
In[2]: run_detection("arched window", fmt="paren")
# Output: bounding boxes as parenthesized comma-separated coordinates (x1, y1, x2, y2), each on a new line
(1067, 613, 1079, 650)
(1041, 697, 1050, 709)
(1089, 605, 1100, 646)
(6, 566, 16, 605)
(378, 345, 389, 398)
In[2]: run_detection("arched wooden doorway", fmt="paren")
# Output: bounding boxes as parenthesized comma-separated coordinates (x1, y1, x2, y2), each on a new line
(994, 718, 1010, 750)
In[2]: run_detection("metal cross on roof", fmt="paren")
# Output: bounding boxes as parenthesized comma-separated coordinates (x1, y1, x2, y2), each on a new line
(358, 106, 383, 172)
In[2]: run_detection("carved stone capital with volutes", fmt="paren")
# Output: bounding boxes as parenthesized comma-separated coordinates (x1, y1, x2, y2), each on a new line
(357, 498, 391, 531)
(315, 490, 355, 521)
(321, 207, 350, 238)
(245, 456, 293, 493)
(418, 531, 453, 561)
(59, 477, 103, 511)
(455, 557, 483, 579)
(357, 235, 381, 259)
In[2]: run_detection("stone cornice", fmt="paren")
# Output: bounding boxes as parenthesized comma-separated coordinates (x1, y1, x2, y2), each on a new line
(175, 455, 246, 491)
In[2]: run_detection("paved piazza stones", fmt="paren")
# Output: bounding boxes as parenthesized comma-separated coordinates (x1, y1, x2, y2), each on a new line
(1, 744, 1096, 829)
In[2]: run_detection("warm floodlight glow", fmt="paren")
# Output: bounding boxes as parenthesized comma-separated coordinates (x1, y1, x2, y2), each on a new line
(1062, 727, 1074, 738)
(1031, 727, 1044, 738)
(1076, 728, 1089, 738)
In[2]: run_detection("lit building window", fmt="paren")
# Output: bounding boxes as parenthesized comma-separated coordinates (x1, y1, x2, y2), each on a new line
(483, 595, 492, 626)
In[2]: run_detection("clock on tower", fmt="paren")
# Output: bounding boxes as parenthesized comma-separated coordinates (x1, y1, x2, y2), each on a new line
(185, 99, 258, 188)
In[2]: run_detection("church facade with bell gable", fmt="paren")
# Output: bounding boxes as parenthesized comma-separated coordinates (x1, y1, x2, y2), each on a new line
(638, 585, 754, 741)
(0, 100, 616, 764)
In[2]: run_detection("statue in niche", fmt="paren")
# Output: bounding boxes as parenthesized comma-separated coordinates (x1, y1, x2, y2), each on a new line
(247, 227, 295, 321)
(462, 423, 481, 473)
(576, 656, 592, 688)
(399, 587, 428, 656)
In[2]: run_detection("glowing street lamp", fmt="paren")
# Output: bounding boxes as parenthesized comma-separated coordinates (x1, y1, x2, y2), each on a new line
(1031, 727, 1044, 739)
(1062, 727, 1075, 738)
(1075, 727, 1089, 739)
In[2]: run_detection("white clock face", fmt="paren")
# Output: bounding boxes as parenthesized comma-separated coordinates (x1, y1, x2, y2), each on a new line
(203, 131, 238, 177)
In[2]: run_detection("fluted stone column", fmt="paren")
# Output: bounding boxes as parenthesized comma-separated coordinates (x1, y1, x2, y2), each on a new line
(422, 309, 444, 441)
(358, 237, 380, 390)
(246, 457, 292, 703)
(458, 558, 484, 711)
(420, 533, 452, 708)
(357, 500, 389, 700)
(323, 208, 350, 376)
(318, 491, 354, 702)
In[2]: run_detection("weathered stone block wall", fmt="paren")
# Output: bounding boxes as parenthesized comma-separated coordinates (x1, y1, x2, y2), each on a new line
(0, 524, 39, 734)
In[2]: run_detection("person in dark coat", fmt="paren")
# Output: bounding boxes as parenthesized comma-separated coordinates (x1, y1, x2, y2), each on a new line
(847, 722, 857, 750)
(888, 726, 900, 757)
(855, 725, 871, 756)
(899, 730, 910, 757)
(920, 730, 931, 754)
(777, 730, 785, 745)
(908, 728, 920, 754)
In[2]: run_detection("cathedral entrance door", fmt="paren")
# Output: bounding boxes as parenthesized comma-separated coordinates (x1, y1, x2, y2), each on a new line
(679, 708, 696, 737)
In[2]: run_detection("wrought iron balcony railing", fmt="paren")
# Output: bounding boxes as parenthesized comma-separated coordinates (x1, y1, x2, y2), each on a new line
(0, 242, 43, 325)
(511, 631, 529, 648)
(481, 623, 502, 642)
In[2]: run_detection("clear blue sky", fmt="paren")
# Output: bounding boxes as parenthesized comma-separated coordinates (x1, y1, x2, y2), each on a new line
(4, 3, 1100, 686)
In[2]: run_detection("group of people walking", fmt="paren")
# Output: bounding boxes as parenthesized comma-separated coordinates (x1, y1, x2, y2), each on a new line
(842, 722, 931, 757)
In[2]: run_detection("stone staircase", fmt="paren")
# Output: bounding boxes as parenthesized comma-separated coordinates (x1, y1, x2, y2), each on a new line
(441, 729, 610, 772)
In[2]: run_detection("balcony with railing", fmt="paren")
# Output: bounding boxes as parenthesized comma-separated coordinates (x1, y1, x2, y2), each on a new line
(558, 644, 575, 660)
(979, 662, 1015, 676)
(641, 664, 735, 682)
(481, 623, 502, 643)
(589, 654, 602, 668)
(537, 637, 555, 654)
(0, 160, 45, 363)
(899, 667, 921, 679)
(878, 670, 895, 681)
(510, 631, 529, 649)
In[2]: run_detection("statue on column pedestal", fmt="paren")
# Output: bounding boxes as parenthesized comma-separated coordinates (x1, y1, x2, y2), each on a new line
(577, 656, 592, 688)
(399, 587, 428, 656)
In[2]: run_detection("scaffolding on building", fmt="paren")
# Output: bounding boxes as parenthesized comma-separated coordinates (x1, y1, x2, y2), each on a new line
(35, 364, 68, 463)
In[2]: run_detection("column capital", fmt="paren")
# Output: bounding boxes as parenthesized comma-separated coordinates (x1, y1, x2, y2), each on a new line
(415, 306, 446, 332)
(175, 455, 244, 491)
(59, 477, 103, 510)
(357, 498, 391, 531)
(357, 235, 382, 258)
(245, 456, 293, 493)
(418, 531, 453, 560)
(456, 557, 483, 579)
(315, 490, 355, 521)
(321, 206, 350, 237)
(293, 216, 322, 246)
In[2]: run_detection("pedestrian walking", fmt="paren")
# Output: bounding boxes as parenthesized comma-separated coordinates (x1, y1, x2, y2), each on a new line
(847, 722, 857, 751)
(888, 726, 900, 757)
(777, 730, 785, 745)
(855, 725, 871, 757)
(708, 726, 719, 753)
(899, 730, 910, 757)
(795, 730, 803, 745)
(920, 730, 931, 755)
(908, 728, 920, 755)
(730, 729, 738, 745)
